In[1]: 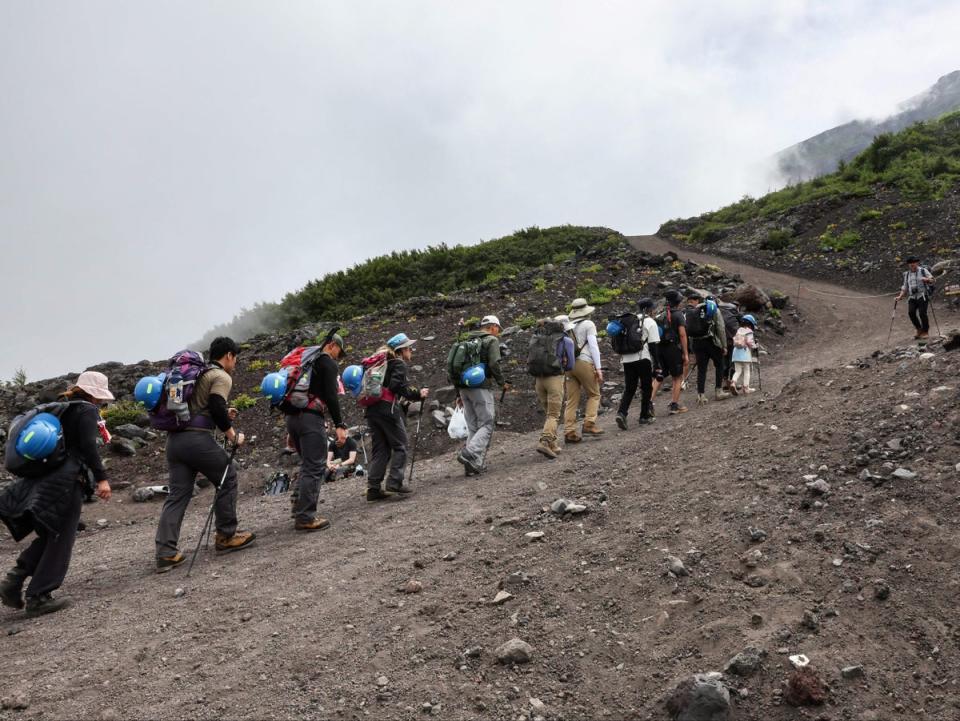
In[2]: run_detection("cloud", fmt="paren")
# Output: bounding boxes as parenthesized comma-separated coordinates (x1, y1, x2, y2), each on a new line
(0, 0, 956, 380)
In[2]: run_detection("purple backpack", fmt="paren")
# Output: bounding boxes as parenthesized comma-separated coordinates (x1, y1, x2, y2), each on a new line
(149, 350, 213, 432)
(557, 335, 576, 372)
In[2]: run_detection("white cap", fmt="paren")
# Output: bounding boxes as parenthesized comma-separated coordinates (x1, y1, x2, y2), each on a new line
(481, 315, 501, 327)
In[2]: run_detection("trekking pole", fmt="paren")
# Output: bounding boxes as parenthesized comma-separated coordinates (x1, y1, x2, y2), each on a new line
(885, 299, 898, 346)
(187, 442, 239, 577)
(755, 350, 762, 392)
(406, 403, 424, 485)
(928, 295, 942, 339)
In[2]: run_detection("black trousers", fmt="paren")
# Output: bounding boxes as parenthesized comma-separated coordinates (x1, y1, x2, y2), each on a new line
(618, 359, 653, 419)
(16, 483, 83, 598)
(908, 297, 930, 333)
(693, 338, 725, 394)
(366, 408, 408, 489)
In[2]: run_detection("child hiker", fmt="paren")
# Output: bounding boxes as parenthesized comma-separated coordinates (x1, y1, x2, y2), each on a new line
(730, 315, 758, 395)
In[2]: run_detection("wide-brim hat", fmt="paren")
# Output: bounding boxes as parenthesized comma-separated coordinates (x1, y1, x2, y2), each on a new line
(554, 314, 575, 332)
(74, 370, 115, 401)
(568, 298, 595, 319)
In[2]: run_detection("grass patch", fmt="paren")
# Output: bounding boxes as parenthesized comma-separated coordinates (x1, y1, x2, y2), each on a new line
(102, 400, 145, 431)
(581, 263, 603, 273)
(533, 277, 547, 292)
(247, 359, 269, 371)
(761, 228, 793, 251)
(857, 209, 884, 222)
(232, 394, 258, 411)
(575, 281, 622, 306)
(819, 229, 862, 252)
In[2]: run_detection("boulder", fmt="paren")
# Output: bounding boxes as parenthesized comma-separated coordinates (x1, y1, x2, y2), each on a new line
(665, 672, 731, 721)
(114, 424, 148, 440)
(495, 638, 534, 664)
(431, 410, 448, 429)
(109, 437, 137, 457)
(434, 386, 458, 405)
(731, 284, 770, 311)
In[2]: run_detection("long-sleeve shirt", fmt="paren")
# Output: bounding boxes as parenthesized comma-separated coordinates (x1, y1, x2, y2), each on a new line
(901, 267, 933, 299)
(573, 319, 602, 370)
(307, 353, 345, 427)
(365, 357, 422, 416)
(62, 401, 108, 482)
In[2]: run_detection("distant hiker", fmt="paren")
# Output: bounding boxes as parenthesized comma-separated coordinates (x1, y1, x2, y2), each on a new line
(280, 331, 348, 528)
(449, 315, 508, 475)
(611, 298, 661, 428)
(684, 291, 730, 405)
(528, 317, 575, 459)
(896, 255, 935, 339)
(718, 301, 742, 391)
(562, 298, 604, 442)
(362, 333, 428, 500)
(155, 338, 256, 572)
(325, 431, 359, 482)
(652, 290, 689, 415)
(730, 314, 759, 394)
(0, 372, 114, 617)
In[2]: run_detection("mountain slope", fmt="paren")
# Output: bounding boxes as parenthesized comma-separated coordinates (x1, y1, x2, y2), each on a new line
(774, 70, 960, 183)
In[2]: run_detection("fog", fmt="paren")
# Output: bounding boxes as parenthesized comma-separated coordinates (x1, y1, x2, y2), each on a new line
(1, 0, 957, 381)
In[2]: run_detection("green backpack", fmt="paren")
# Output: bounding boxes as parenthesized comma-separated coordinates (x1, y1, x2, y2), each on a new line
(447, 337, 485, 386)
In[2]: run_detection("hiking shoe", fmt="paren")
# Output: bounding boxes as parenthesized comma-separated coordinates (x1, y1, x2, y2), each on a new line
(0, 571, 26, 610)
(295, 517, 331, 532)
(564, 432, 582, 444)
(715, 389, 731, 400)
(385, 482, 413, 494)
(743, 387, 757, 394)
(456, 450, 482, 475)
(729, 384, 739, 396)
(649, 403, 656, 419)
(582, 422, 604, 436)
(536, 441, 558, 459)
(638, 416, 654, 425)
(156, 553, 186, 574)
(215, 530, 256, 554)
(669, 402, 688, 415)
(366, 487, 390, 501)
(615, 414, 628, 431)
(25, 593, 71, 618)
(548, 440, 562, 455)
(697, 394, 708, 406)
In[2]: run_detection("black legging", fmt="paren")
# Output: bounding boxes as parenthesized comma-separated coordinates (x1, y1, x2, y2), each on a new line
(618, 359, 653, 419)
(908, 297, 930, 333)
(693, 338, 725, 394)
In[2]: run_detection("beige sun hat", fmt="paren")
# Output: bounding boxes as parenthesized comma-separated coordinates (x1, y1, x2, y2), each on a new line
(554, 314, 575, 332)
(73, 370, 115, 401)
(480, 314, 501, 328)
(568, 298, 595, 320)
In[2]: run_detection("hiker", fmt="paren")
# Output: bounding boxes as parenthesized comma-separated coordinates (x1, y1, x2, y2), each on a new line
(652, 290, 689, 414)
(450, 315, 508, 475)
(362, 333, 428, 500)
(684, 291, 730, 405)
(613, 298, 662, 428)
(155, 337, 256, 572)
(325, 430, 359, 482)
(718, 301, 742, 391)
(280, 332, 348, 530)
(562, 298, 604, 442)
(528, 317, 575, 459)
(896, 255, 935, 339)
(0, 372, 114, 617)
(730, 314, 759, 394)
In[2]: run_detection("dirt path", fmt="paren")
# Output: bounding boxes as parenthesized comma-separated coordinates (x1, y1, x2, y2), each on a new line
(0, 238, 951, 720)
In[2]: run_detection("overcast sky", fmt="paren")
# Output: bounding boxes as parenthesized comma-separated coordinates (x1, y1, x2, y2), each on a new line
(1, 1, 957, 382)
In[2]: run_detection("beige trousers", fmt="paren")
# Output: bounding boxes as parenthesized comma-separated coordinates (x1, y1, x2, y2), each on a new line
(535, 374, 565, 443)
(564, 359, 600, 433)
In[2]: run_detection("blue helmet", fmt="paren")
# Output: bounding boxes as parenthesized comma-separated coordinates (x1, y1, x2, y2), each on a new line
(741, 314, 757, 327)
(461, 364, 486, 387)
(134, 374, 166, 411)
(16, 413, 62, 461)
(261, 370, 289, 405)
(704, 298, 718, 318)
(387, 333, 416, 351)
(606, 319, 624, 336)
(341, 365, 364, 396)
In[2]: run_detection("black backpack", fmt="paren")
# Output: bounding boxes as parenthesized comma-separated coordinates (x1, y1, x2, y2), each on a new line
(609, 313, 647, 355)
(527, 320, 566, 377)
(656, 307, 680, 346)
(684, 305, 711, 339)
(3, 402, 80, 479)
(719, 304, 741, 344)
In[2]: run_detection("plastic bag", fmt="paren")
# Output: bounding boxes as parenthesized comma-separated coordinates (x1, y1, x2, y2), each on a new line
(447, 407, 468, 440)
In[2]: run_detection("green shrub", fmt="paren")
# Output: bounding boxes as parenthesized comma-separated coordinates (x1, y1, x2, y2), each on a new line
(857, 209, 883, 222)
(575, 281, 622, 306)
(890, 221, 908, 230)
(251, 384, 262, 395)
(515, 314, 537, 329)
(761, 228, 793, 251)
(581, 263, 603, 273)
(819, 229, 861, 251)
(102, 400, 146, 431)
(247, 359, 269, 371)
(690, 222, 729, 244)
(232, 394, 258, 411)
(533, 277, 547, 292)
(11, 367, 26, 388)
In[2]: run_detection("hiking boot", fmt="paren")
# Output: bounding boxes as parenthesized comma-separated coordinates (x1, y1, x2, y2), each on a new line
(456, 450, 482, 475)
(548, 440, 562, 455)
(0, 569, 27, 610)
(697, 394, 708, 406)
(564, 432, 582, 444)
(918, 331, 929, 339)
(25, 593, 71, 618)
(582, 422, 604, 436)
(669, 402, 688, 415)
(385, 482, 413, 494)
(638, 415, 654, 425)
(295, 517, 331, 532)
(743, 387, 757, 394)
(649, 403, 655, 419)
(615, 414, 628, 431)
(715, 389, 731, 401)
(729, 384, 739, 396)
(366, 487, 390, 501)
(156, 553, 186, 574)
(215, 530, 256, 554)
(536, 440, 558, 459)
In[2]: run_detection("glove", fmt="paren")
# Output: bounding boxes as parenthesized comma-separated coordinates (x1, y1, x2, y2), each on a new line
(654, 367, 665, 383)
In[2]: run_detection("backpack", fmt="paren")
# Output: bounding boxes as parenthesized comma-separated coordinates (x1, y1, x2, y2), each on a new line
(278, 345, 329, 412)
(558, 335, 576, 372)
(684, 305, 711, 339)
(733, 329, 752, 349)
(719, 303, 741, 344)
(4, 402, 80, 479)
(263, 471, 291, 496)
(656, 307, 680, 346)
(149, 350, 210, 432)
(358, 351, 396, 407)
(447, 336, 486, 386)
(527, 321, 566, 377)
(608, 313, 647, 355)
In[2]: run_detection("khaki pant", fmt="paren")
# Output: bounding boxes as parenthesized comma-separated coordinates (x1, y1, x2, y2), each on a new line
(564, 359, 600, 433)
(535, 374, 565, 444)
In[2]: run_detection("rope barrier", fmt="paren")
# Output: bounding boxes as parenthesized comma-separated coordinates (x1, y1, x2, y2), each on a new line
(796, 286, 898, 300)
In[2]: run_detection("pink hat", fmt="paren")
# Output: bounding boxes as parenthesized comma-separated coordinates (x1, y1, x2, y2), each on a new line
(74, 371, 115, 401)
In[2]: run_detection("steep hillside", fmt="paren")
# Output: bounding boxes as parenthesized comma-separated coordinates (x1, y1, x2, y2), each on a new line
(774, 70, 960, 183)
(661, 112, 960, 295)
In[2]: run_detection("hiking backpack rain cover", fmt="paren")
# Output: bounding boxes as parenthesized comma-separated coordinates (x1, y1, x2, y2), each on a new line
(357, 351, 396, 407)
(3, 402, 77, 479)
(527, 320, 567, 377)
(278, 346, 329, 412)
(447, 337, 485, 386)
(608, 313, 646, 355)
(149, 350, 210, 432)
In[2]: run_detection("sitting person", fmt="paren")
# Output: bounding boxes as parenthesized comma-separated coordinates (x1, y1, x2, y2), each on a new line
(324, 433, 359, 482)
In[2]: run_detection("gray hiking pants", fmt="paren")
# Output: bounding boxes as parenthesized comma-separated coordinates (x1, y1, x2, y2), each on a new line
(286, 411, 328, 522)
(461, 387, 496, 466)
(156, 431, 239, 558)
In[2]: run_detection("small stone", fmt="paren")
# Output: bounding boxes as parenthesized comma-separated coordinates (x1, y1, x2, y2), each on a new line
(174, 587, 185, 599)
(724, 646, 765, 676)
(529, 698, 546, 711)
(240, 613, 253, 622)
(491, 591, 513, 605)
(565, 503, 587, 514)
(550, 498, 570, 514)
(442, 552, 457, 561)
(376, 675, 389, 687)
(501, 572, 530, 590)
(748, 526, 767, 542)
(495, 638, 534, 664)
(525, 531, 545, 542)
(132, 487, 156, 502)
(404, 579, 423, 594)
(805, 478, 831, 495)
(873, 580, 890, 601)
(666, 556, 689, 577)
(96, 519, 109, 528)
(750, 613, 763, 627)
(664, 672, 731, 719)
(891, 468, 917, 481)
(802, 609, 820, 632)
(842, 665, 865, 679)
(109, 437, 137, 457)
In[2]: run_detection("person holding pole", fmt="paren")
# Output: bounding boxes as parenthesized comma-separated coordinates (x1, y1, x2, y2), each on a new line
(896, 255, 935, 340)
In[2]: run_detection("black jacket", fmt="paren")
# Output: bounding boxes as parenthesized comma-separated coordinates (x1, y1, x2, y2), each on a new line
(365, 358, 421, 416)
(0, 402, 104, 540)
